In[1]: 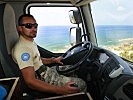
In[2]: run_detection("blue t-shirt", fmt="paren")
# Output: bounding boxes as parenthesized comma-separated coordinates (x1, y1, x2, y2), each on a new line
(0, 85, 7, 100)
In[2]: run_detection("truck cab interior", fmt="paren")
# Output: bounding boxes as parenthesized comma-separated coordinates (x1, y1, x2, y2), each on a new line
(0, 0, 133, 100)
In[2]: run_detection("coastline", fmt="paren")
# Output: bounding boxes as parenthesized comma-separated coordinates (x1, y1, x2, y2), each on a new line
(104, 38, 133, 55)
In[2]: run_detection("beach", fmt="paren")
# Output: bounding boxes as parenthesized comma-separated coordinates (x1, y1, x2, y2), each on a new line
(104, 38, 133, 56)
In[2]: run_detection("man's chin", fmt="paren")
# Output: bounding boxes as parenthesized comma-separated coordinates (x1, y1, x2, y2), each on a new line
(32, 34, 37, 38)
(28, 35, 36, 39)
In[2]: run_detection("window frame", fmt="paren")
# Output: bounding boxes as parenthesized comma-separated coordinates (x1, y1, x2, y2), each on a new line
(25, 2, 84, 53)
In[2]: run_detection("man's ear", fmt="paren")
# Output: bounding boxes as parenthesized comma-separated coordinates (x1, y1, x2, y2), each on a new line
(18, 26, 22, 32)
(17, 26, 22, 34)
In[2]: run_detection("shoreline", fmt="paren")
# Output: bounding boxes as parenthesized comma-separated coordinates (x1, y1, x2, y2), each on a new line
(104, 38, 133, 55)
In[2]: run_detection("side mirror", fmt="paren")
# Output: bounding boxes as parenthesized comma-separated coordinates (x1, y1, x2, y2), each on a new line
(70, 27, 81, 46)
(69, 10, 81, 24)
(70, 27, 76, 46)
(69, 9, 82, 46)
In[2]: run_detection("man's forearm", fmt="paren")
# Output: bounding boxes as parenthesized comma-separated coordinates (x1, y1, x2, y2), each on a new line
(27, 78, 66, 94)
(41, 57, 55, 64)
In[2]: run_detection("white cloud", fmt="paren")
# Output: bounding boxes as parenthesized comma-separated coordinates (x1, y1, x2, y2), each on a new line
(117, 6, 125, 12)
(107, 12, 133, 22)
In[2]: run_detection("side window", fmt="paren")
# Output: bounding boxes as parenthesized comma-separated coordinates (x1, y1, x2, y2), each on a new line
(91, 0, 133, 62)
(30, 6, 79, 53)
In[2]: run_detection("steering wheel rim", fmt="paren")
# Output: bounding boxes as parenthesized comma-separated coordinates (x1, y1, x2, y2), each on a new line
(56, 41, 93, 74)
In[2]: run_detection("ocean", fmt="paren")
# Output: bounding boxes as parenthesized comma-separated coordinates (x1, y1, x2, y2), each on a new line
(35, 25, 133, 52)
(95, 25, 133, 47)
(35, 26, 72, 52)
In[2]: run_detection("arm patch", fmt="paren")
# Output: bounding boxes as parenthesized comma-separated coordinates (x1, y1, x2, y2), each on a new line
(21, 53, 30, 61)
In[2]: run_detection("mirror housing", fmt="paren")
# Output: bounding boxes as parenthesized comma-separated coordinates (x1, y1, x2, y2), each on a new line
(69, 10, 81, 24)
(69, 10, 82, 46)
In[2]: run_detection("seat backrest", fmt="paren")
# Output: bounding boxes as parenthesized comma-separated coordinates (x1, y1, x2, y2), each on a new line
(0, 2, 31, 95)
(0, 3, 60, 98)
(0, 2, 46, 97)
(0, 2, 20, 77)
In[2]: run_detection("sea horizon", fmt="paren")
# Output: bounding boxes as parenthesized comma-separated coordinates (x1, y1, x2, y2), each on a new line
(35, 25, 133, 52)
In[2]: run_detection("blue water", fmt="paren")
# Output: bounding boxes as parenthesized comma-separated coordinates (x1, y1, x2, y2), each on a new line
(35, 25, 133, 51)
(95, 25, 133, 47)
(35, 26, 71, 51)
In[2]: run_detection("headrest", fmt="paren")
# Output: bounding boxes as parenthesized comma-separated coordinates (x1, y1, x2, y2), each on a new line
(2, 3, 19, 54)
(0, 1, 5, 4)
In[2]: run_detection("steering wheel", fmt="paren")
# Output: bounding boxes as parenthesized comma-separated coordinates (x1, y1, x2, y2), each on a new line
(56, 41, 93, 74)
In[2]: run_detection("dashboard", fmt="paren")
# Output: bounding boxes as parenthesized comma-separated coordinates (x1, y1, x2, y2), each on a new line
(84, 46, 133, 100)
(89, 47, 133, 78)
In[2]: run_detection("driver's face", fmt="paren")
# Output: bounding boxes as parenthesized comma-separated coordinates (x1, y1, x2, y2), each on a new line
(18, 16, 38, 41)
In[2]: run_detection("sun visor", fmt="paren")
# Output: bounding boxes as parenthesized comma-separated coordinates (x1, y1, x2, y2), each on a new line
(70, 0, 96, 6)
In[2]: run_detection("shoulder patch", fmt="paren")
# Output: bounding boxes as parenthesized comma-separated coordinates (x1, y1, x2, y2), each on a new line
(21, 53, 30, 61)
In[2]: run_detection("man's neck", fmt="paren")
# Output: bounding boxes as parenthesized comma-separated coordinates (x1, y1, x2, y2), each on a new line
(21, 35, 34, 42)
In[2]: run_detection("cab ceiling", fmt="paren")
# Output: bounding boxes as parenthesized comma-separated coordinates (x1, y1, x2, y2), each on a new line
(1, 0, 69, 2)
(1, 0, 96, 6)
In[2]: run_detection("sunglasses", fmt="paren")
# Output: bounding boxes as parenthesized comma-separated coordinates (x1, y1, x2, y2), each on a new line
(20, 23, 38, 29)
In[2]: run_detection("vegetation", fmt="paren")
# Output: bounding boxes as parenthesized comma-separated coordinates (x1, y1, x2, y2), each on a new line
(105, 39, 133, 62)
(114, 45, 133, 62)
(120, 46, 133, 62)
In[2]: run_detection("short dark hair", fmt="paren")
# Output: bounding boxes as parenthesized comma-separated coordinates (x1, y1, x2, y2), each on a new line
(18, 14, 34, 25)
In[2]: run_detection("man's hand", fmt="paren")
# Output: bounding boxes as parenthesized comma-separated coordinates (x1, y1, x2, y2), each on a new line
(53, 56, 63, 65)
(57, 82, 80, 94)
(41, 56, 63, 65)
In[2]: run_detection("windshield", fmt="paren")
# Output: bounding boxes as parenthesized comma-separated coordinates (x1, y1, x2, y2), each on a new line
(91, 0, 133, 62)
(30, 6, 80, 53)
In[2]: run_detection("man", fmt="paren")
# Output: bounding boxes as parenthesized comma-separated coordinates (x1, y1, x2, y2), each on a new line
(12, 14, 86, 95)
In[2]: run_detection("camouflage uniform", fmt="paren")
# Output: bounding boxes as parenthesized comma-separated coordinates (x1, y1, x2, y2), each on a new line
(36, 65, 87, 92)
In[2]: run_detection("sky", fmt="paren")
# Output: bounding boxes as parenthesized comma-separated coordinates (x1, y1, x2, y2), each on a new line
(30, 7, 77, 26)
(30, 0, 133, 26)
(91, 0, 133, 25)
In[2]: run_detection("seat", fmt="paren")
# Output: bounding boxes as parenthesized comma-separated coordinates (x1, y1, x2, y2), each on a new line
(0, 2, 36, 99)
(0, 2, 59, 99)
(0, 2, 25, 99)
(0, 2, 20, 78)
